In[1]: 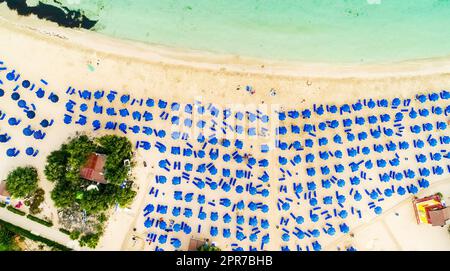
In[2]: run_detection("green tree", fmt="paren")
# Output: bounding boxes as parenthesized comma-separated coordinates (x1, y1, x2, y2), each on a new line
(0, 225, 19, 251)
(79, 233, 100, 248)
(65, 135, 96, 183)
(69, 230, 80, 240)
(6, 167, 39, 198)
(46, 134, 137, 243)
(24, 188, 45, 215)
(44, 147, 68, 182)
(51, 180, 77, 208)
(197, 243, 221, 251)
(96, 135, 133, 185)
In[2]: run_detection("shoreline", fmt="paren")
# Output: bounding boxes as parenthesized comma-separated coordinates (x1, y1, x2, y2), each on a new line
(2, 6, 450, 80)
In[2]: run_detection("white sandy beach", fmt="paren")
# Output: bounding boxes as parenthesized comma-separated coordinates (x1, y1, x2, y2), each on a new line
(0, 6, 449, 251)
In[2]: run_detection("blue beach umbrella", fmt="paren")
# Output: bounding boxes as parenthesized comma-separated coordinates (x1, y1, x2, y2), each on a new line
(223, 213, 232, 223)
(211, 212, 219, 221)
(144, 204, 154, 213)
(237, 216, 244, 225)
(198, 212, 206, 220)
(236, 200, 245, 210)
(374, 206, 382, 215)
(171, 238, 181, 249)
(327, 227, 336, 236)
(159, 220, 167, 230)
(248, 202, 257, 211)
(223, 229, 231, 238)
(311, 229, 320, 237)
(384, 189, 393, 197)
(183, 225, 192, 234)
(210, 227, 218, 236)
(236, 231, 246, 241)
(172, 207, 181, 216)
(312, 241, 322, 251)
(282, 233, 290, 242)
(310, 214, 319, 222)
(158, 235, 167, 244)
(296, 216, 304, 224)
(144, 217, 152, 228)
(173, 224, 181, 232)
(354, 191, 362, 201)
(25, 147, 34, 156)
(338, 210, 348, 219)
(397, 186, 406, 195)
(339, 223, 350, 233)
(282, 202, 290, 211)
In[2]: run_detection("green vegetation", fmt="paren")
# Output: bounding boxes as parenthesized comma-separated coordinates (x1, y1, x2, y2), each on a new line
(97, 135, 133, 185)
(0, 224, 20, 251)
(0, 202, 6, 208)
(197, 243, 221, 251)
(24, 188, 45, 215)
(6, 205, 26, 216)
(0, 219, 71, 251)
(44, 134, 136, 248)
(45, 135, 136, 214)
(26, 214, 53, 227)
(59, 228, 71, 235)
(69, 230, 80, 240)
(6, 167, 39, 198)
(79, 232, 100, 248)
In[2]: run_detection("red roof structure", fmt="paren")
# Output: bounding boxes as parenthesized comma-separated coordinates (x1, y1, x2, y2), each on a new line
(413, 194, 449, 226)
(80, 153, 108, 184)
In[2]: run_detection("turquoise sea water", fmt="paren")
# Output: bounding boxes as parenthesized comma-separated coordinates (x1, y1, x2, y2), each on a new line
(41, 0, 450, 63)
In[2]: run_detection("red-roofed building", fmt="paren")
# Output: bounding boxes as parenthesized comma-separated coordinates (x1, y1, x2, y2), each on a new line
(80, 153, 108, 184)
(413, 194, 449, 226)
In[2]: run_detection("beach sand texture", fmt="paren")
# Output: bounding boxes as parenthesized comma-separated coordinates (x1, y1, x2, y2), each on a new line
(0, 9, 449, 251)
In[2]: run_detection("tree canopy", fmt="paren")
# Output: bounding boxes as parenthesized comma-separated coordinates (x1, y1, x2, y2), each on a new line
(6, 167, 39, 198)
(79, 233, 100, 249)
(0, 225, 18, 251)
(45, 135, 136, 214)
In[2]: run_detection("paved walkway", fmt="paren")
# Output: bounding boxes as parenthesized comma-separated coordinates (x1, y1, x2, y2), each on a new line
(0, 207, 81, 250)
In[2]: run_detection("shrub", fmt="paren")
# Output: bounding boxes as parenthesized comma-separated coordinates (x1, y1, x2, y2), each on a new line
(0, 202, 6, 208)
(197, 243, 221, 251)
(44, 148, 68, 182)
(79, 233, 100, 248)
(59, 228, 71, 235)
(0, 219, 71, 251)
(6, 206, 26, 216)
(6, 167, 39, 198)
(0, 224, 19, 251)
(26, 214, 53, 227)
(24, 188, 45, 215)
(69, 230, 81, 240)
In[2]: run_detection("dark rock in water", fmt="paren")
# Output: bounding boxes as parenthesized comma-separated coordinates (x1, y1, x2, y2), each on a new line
(0, 0, 98, 29)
